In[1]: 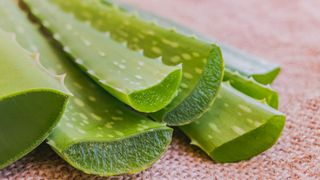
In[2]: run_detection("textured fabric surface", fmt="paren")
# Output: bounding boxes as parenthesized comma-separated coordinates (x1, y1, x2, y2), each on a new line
(1, 0, 320, 179)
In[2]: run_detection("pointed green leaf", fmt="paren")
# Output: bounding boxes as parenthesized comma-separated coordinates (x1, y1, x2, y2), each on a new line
(46, 0, 285, 162)
(95, 0, 285, 162)
(0, 0, 172, 176)
(24, 0, 183, 113)
(0, 28, 69, 169)
(49, 0, 224, 126)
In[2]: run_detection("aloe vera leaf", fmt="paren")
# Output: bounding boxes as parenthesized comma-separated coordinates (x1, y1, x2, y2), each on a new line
(97, 0, 284, 161)
(24, 0, 183, 113)
(224, 71, 279, 109)
(106, 0, 281, 85)
(50, 0, 224, 126)
(97, 0, 280, 106)
(47, 0, 285, 162)
(180, 73, 282, 162)
(0, 28, 69, 169)
(0, 0, 172, 176)
(181, 67, 282, 162)
(180, 83, 285, 162)
(106, 0, 280, 109)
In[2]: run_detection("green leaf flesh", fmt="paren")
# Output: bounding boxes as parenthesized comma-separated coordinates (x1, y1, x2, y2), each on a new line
(50, 0, 224, 126)
(0, 28, 69, 169)
(1, 0, 173, 176)
(24, 0, 183, 113)
(180, 83, 285, 162)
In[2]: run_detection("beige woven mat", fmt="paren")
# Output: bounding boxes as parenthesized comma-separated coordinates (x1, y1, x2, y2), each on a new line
(1, 0, 320, 179)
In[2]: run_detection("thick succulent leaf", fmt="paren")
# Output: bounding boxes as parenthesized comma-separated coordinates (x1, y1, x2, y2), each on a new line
(108, 0, 281, 85)
(99, 0, 285, 162)
(1, 0, 172, 176)
(0, 28, 69, 169)
(224, 71, 279, 109)
(50, 0, 224, 126)
(221, 47, 280, 85)
(96, 0, 284, 162)
(180, 83, 285, 162)
(24, 0, 183, 113)
(109, 0, 280, 108)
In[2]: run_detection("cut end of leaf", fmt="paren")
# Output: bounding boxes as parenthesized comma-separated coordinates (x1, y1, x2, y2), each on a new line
(50, 128, 173, 176)
(252, 67, 281, 85)
(180, 83, 286, 163)
(224, 69, 279, 109)
(0, 27, 69, 169)
(0, 90, 69, 169)
(129, 68, 182, 113)
(211, 115, 285, 162)
(158, 45, 224, 126)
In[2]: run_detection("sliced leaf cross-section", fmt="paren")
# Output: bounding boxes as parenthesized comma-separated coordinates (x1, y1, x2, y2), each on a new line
(0, 28, 69, 169)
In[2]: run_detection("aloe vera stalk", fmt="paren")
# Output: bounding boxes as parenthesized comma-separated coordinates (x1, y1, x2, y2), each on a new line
(108, 1, 284, 161)
(179, 71, 282, 162)
(180, 71, 282, 162)
(47, 0, 286, 162)
(107, 0, 281, 85)
(224, 71, 279, 109)
(25, 0, 183, 113)
(0, 29, 69, 169)
(49, 0, 224, 126)
(180, 83, 285, 162)
(0, 0, 172, 176)
(95, 0, 284, 161)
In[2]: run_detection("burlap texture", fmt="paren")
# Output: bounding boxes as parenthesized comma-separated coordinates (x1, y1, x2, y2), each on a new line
(1, 0, 320, 179)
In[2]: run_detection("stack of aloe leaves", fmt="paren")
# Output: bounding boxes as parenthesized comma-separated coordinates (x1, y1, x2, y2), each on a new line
(0, 0, 286, 176)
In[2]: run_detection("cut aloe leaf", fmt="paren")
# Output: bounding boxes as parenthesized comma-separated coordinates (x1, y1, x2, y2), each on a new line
(0, 28, 69, 169)
(105, 0, 281, 85)
(224, 71, 279, 109)
(103, 0, 280, 100)
(24, 0, 183, 113)
(180, 83, 285, 162)
(49, 0, 224, 126)
(179, 67, 281, 162)
(51, 0, 284, 162)
(1, 0, 172, 176)
(179, 73, 282, 162)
